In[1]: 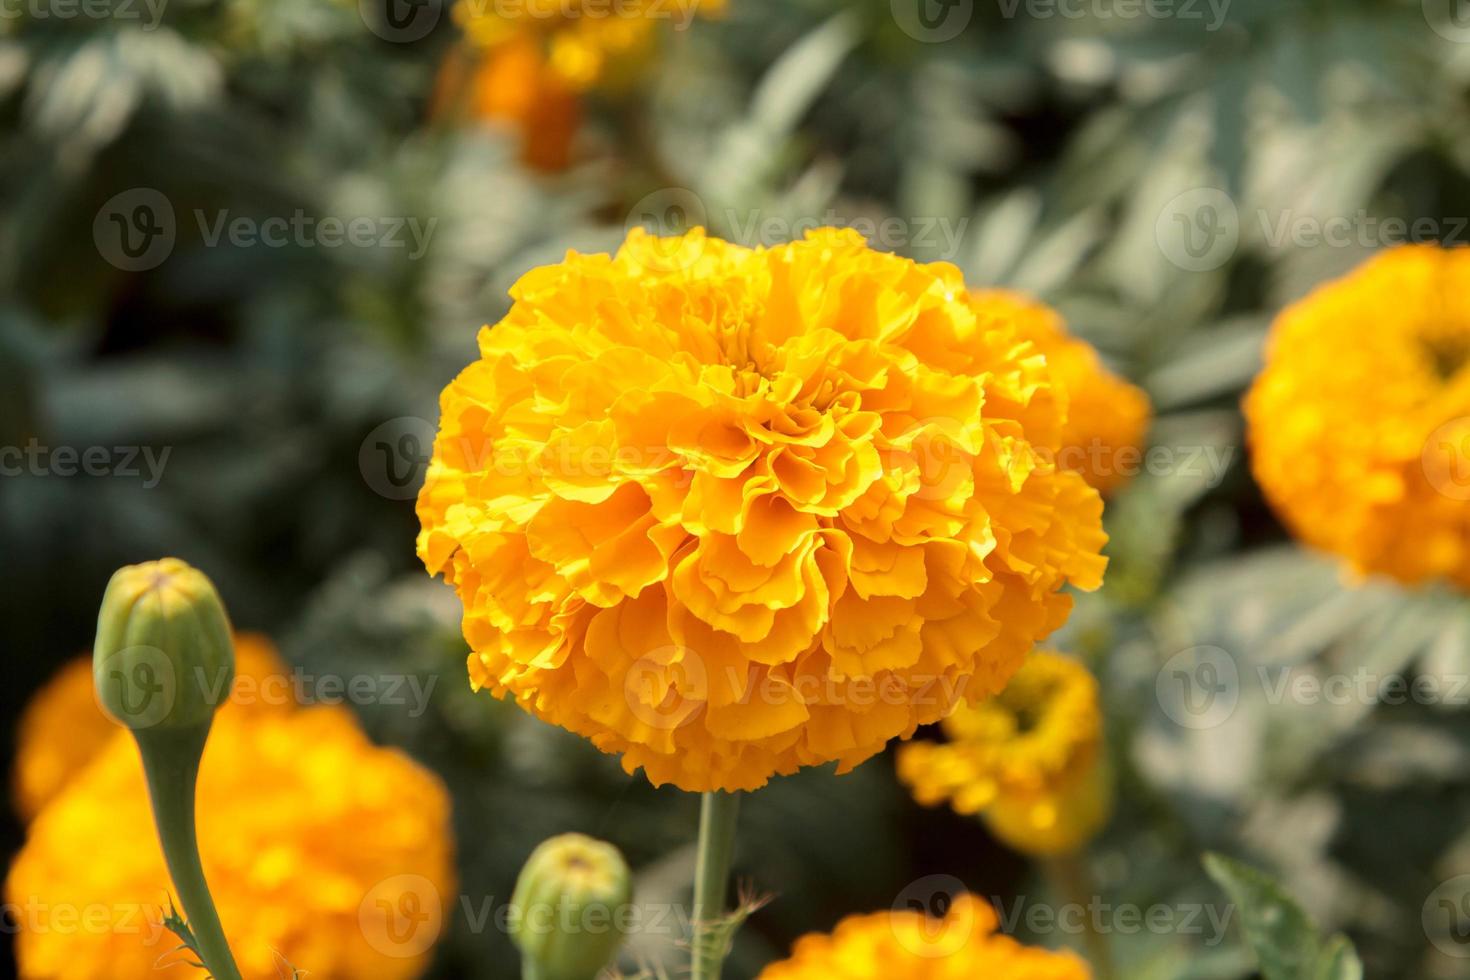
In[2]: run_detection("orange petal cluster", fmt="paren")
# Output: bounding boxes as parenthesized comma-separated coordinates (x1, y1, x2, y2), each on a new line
(418, 227, 1108, 792)
(757, 893, 1091, 980)
(972, 290, 1151, 495)
(1245, 245, 1470, 586)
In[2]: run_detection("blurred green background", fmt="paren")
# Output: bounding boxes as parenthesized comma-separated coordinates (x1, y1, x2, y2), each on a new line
(6, 0, 1470, 977)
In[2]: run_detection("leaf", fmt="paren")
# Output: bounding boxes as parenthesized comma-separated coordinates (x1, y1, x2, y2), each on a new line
(1203, 853, 1362, 980)
(1313, 934, 1364, 980)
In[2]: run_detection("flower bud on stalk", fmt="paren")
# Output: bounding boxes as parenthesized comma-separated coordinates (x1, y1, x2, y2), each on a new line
(93, 558, 242, 980)
(511, 834, 633, 980)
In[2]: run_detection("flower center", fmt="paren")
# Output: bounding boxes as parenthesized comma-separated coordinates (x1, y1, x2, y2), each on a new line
(1421, 330, 1470, 382)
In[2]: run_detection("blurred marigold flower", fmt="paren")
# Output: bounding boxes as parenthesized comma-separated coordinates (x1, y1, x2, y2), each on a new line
(455, 0, 725, 92)
(12, 634, 290, 822)
(757, 893, 1090, 979)
(433, 36, 582, 172)
(1246, 245, 1470, 587)
(971, 290, 1150, 496)
(6, 705, 455, 980)
(896, 651, 1110, 857)
(417, 227, 1107, 793)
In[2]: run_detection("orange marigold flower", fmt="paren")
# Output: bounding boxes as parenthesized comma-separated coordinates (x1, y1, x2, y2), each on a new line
(971, 290, 1150, 495)
(896, 651, 1110, 857)
(417, 228, 1107, 792)
(6, 705, 455, 980)
(455, 0, 725, 91)
(757, 893, 1090, 979)
(11, 634, 290, 822)
(433, 37, 583, 172)
(1246, 245, 1470, 587)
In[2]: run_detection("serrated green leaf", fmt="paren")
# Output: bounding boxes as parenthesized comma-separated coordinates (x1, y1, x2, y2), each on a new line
(1204, 854, 1363, 980)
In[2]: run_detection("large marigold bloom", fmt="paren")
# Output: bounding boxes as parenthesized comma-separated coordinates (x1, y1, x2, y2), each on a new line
(11, 634, 289, 822)
(896, 651, 1109, 856)
(971, 290, 1150, 495)
(417, 228, 1107, 792)
(6, 705, 455, 980)
(757, 893, 1090, 979)
(1246, 245, 1470, 587)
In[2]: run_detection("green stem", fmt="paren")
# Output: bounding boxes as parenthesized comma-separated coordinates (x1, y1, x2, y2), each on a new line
(1045, 853, 1114, 980)
(135, 724, 242, 980)
(691, 791, 741, 980)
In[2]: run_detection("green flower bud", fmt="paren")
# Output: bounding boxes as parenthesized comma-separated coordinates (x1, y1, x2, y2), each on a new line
(511, 833, 634, 980)
(93, 558, 236, 731)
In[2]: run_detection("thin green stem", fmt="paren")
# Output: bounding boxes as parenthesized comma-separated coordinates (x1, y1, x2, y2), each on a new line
(135, 725, 243, 980)
(691, 791, 741, 980)
(1045, 853, 1114, 980)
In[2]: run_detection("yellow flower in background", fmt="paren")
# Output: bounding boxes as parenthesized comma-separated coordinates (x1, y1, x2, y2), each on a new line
(417, 227, 1107, 793)
(12, 634, 290, 822)
(757, 893, 1090, 979)
(971, 290, 1151, 496)
(897, 651, 1110, 857)
(1246, 245, 1470, 587)
(455, 0, 725, 92)
(6, 705, 455, 980)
